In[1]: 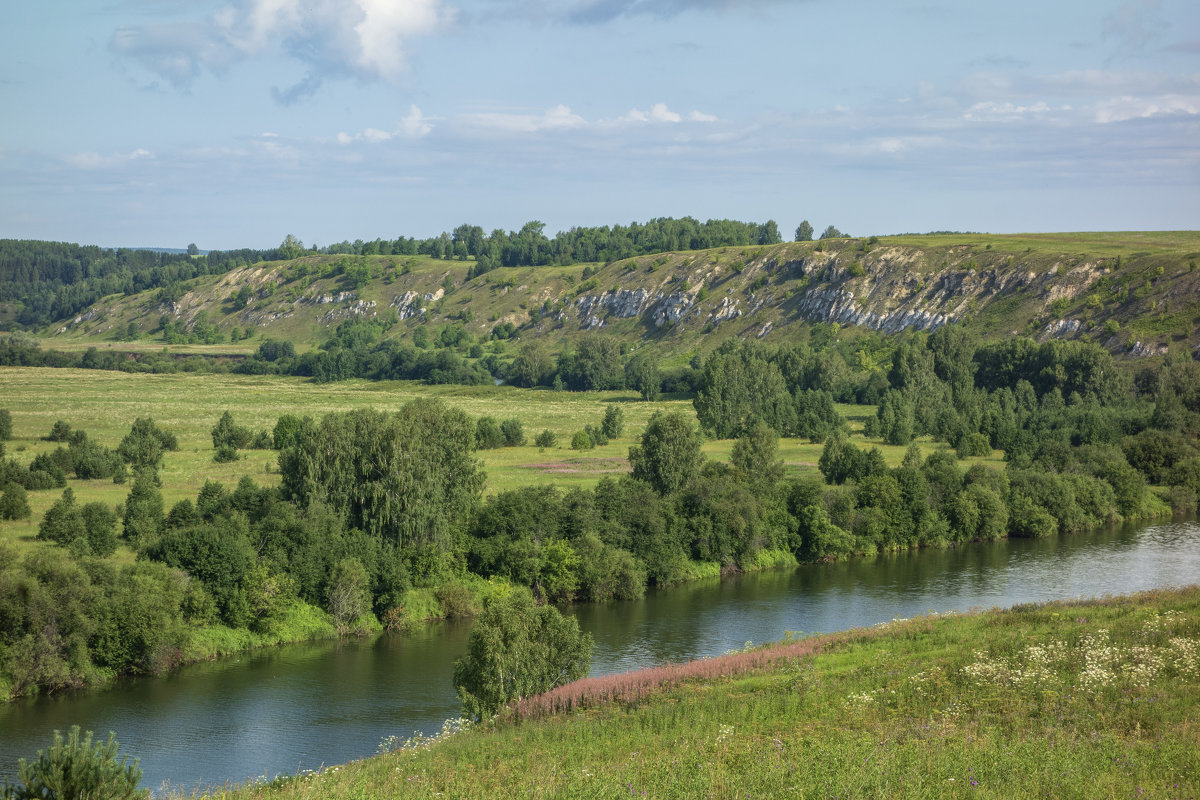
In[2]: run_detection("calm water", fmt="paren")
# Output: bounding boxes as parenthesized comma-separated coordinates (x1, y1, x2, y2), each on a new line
(2, 519, 1197, 795)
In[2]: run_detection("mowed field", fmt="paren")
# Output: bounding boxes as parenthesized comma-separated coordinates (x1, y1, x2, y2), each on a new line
(0, 367, 1002, 556)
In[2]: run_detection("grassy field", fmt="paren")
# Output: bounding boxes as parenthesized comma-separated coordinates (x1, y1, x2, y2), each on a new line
(0, 367, 1001, 558)
(176, 586, 1200, 800)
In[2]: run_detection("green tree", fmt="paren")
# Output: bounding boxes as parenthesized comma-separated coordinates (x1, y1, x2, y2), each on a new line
(510, 341, 554, 388)
(731, 420, 784, 491)
(794, 220, 814, 242)
(534, 429, 557, 449)
(601, 405, 624, 440)
(117, 418, 177, 470)
(0, 482, 31, 521)
(211, 411, 252, 450)
(0, 409, 11, 440)
(624, 354, 661, 401)
(819, 225, 846, 240)
(452, 588, 592, 721)
(629, 411, 704, 495)
(4, 726, 148, 800)
(279, 234, 304, 260)
(500, 418, 526, 447)
(278, 401, 484, 566)
(327, 557, 371, 632)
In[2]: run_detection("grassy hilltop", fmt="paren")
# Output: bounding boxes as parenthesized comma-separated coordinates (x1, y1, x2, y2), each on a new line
(183, 587, 1200, 800)
(37, 232, 1200, 361)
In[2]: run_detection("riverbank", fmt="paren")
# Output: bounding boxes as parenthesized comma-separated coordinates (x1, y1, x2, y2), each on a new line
(181, 586, 1200, 800)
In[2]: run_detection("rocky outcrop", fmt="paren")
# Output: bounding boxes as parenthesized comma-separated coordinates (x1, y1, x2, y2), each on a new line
(793, 287, 953, 333)
(1042, 318, 1082, 340)
(320, 299, 376, 325)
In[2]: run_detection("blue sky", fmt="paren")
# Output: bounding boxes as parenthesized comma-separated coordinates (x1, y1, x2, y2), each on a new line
(2, 0, 1197, 249)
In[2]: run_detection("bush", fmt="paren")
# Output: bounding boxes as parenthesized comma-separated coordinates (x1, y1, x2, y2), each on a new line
(213, 444, 239, 463)
(570, 430, 593, 450)
(956, 432, 992, 458)
(453, 588, 592, 721)
(535, 429, 557, 449)
(3, 726, 148, 800)
(0, 482, 30, 521)
(500, 418, 526, 447)
(475, 416, 504, 450)
(0, 409, 11, 440)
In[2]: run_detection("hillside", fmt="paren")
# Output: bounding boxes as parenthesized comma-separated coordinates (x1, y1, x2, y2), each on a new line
(38, 232, 1200, 360)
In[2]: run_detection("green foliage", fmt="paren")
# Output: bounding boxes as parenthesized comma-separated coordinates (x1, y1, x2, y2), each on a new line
(628, 411, 704, 495)
(600, 405, 624, 440)
(47, 419, 72, 442)
(534, 429, 557, 449)
(0, 409, 11, 440)
(570, 430, 593, 451)
(794, 220, 814, 242)
(272, 414, 311, 451)
(624, 354, 661, 401)
(327, 557, 371, 632)
(211, 411, 253, 450)
(117, 418, 177, 470)
(475, 416, 505, 450)
(213, 444, 239, 463)
(730, 420, 784, 491)
(453, 588, 592, 721)
(3, 726, 147, 800)
(279, 401, 485, 571)
(500, 418, 526, 447)
(0, 481, 31, 521)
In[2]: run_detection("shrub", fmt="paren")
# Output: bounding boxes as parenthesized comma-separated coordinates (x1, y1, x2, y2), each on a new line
(0, 409, 11, 440)
(570, 430, 593, 450)
(0, 482, 30, 521)
(4, 726, 148, 800)
(956, 432, 992, 458)
(453, 588, 592, 721)
(213, 444, 239, 463)
(500, 418, 526, 447)
(476, 417, 504, 450)
(535, 429, 557, 449)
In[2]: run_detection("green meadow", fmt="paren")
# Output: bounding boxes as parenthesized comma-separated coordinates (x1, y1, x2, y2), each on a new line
(0, 367, 1001, 556)
(179, 586, 1200, 800)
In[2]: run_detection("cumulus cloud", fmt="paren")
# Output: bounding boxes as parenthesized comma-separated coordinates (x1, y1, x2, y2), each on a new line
(111, 0, 455, 92)
(338, 106, 435, 143)
(620, 103, 718, 123)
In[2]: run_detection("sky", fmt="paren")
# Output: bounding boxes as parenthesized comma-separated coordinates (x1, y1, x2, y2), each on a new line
(1, 0, 1198, 250)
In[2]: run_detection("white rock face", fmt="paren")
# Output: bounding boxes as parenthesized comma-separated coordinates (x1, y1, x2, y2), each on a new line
(1043, 318, 1082, 339)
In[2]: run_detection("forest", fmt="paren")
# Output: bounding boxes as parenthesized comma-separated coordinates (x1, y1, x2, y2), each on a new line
(2, 321, 1198, 702)
(0, 217, 784, 330)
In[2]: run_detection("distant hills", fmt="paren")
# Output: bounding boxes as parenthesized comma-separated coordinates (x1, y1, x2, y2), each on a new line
(14, 231, 1200, 361)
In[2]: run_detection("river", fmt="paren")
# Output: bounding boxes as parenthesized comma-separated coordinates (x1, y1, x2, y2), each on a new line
(1, 518, 1197, 795)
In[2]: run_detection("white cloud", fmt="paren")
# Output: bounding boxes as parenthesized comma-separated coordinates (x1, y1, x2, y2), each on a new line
(620, 102, 718, 124)
(337, 105, 435, 144)
(1093, 95, 1200, 123)
(112, 0, 456, 92)
(964, 101, 1053, 120)
(64, 148, 155, 170)
(461, 104, 587, 134)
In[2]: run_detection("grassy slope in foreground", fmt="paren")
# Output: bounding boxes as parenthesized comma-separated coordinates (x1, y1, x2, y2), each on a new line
(188, 587, 1200, 800)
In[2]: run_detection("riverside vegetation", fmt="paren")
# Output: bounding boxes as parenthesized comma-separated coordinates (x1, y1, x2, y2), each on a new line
(2, 319, 1199, 702)
(1, 226, 1199, 794)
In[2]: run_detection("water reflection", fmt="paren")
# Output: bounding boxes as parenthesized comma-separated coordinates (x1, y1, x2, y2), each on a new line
(1, 520, 1196, 794)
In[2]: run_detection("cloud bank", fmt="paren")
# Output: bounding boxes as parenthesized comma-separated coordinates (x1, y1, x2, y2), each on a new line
(111, 0, 456, 90)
